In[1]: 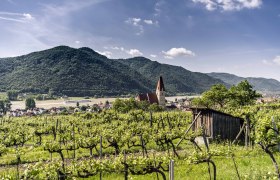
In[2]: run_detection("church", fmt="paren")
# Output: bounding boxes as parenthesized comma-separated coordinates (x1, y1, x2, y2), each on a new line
(136, 76, 166, 107)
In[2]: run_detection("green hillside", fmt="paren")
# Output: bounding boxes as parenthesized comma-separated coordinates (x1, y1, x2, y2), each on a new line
(0, 46, 153, 96)
(116, 57, 227, 94)
(0, 46, 229, 96)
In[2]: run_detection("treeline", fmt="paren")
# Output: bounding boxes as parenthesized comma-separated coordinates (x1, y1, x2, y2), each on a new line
(112, 98, 164, 113)
(192, 80, 261, 109)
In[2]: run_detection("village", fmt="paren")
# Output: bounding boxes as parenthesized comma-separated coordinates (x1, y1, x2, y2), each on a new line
(2, 76, 278, 145)
(3, 76, 280, 118)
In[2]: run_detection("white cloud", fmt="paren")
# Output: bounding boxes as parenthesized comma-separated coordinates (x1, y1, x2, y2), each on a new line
(108, 46, 125, 51)
(75, 40, 81, 44)
(0, 0, 111, 57)
(154, 0, 165, 17)
(192, 0, 217, 11)
(111, 46, 119, 50)
(192, 0, 262, 11)
(150, 54, 157, 58)
(162, 47, 195, 59)
(23, 13, 33, 20)
(0, 12, 34, 23)
(42, 0, 103, 17)
(125, 17, 144, 35)
(273, 56, 280, 65)
(127, 49, 143, 56)
(102, 46, 144, 58)
(262, 56, 280, 66)
(125, 17, 158, 35)
(125, 17, 141, 26)
(97, 51, 112, 58)
(144, 19, 153, 25)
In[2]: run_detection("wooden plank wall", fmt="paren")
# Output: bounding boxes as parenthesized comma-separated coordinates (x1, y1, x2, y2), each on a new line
(193, 112, 212, 137)
(193, 110, 242, 140)
(212, 112, 241, 140)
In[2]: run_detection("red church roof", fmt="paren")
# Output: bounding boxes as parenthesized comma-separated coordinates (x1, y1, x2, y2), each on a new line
(136, 93, 158, 104)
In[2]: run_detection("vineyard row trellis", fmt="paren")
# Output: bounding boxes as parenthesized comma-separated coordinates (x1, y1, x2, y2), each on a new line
(1, 107, 280, 179)
(0, 111, 194, 179)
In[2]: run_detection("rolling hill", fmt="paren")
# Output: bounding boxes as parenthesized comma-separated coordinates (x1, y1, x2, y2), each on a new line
(1, 46, 277, 97)
(0, 46, 153, 96)
(116, 57, 227, 94)
(207, 72, 280, 93)
(0, 46, 227, 96)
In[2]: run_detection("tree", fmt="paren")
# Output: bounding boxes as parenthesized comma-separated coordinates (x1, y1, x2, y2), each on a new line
(112, 98, 163, 113)
(191, 97, 213, 108)
(228, 80, 261, 107)
(25, 98, 36, 109)
(201, 84, 229, 109)
(7, 90, 19, 101)
(0, 100, 11, 115)
(192, 81, 261, 109)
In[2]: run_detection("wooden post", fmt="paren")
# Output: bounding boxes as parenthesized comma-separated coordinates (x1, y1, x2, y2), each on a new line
(100, 135, 102, 158)
(176, 111, 202, 148)
(169, 160, 174, 180)
(153, 152, 159, 180)
(150, 111, 153, 127)
(100, 135, 102, 180)
(232, 123, 246, 145)
(245, 117, 250, 147)
(72, 125, 75, 159)
(124, 150, 128, 180)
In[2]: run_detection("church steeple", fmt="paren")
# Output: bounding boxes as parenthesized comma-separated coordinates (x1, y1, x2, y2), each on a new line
(156, 76, 166, 107)
(156, 76, 165, 91)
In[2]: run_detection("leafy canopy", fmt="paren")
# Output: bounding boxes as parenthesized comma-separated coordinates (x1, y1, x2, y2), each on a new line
(25, 98, 36, 109)
(192, 80, 261, 109)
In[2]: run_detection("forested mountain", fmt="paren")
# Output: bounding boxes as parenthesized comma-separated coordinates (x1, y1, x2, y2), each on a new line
(116, 57, 227, 94)
(1, 46, 275, 96)
(0, 46, 153, 96)
(207, 72, 280, 93)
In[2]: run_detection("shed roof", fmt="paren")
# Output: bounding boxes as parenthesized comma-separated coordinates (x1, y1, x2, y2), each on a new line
(190, 107, 243, 120)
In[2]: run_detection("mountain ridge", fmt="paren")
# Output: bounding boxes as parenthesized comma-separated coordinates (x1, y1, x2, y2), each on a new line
(207, 72, 280, 93)
(0, 46, 279, 96)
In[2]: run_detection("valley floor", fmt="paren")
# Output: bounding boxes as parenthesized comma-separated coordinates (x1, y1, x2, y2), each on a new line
(10, 96, 198, 110)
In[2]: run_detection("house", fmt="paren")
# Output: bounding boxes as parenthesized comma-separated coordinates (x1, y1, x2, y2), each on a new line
(136, 76, 166, 107)
(190, 108, 243, 141)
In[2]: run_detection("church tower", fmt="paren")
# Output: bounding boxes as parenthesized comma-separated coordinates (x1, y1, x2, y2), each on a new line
(156, 76, 166, 107)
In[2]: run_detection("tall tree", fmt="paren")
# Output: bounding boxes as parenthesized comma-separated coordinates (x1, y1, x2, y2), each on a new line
(7, 90, 19, 101)
(0, 100, 11, 115)
(228, 80, 261, 107)
(25, 98, 36, 109)
(192, 80, 261, 109)
(201, 84, 229, 108)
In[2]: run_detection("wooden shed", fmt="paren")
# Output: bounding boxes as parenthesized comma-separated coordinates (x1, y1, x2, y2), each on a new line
(190, 108, 244, 141)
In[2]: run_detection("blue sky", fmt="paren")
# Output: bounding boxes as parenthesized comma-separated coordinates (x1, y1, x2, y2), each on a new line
(0, 0, 280, 80)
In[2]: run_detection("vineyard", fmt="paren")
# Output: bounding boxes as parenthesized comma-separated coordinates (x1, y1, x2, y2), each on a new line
(1, 108, 280, 179)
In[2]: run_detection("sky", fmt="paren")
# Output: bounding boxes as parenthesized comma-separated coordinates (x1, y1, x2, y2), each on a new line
(0, 0, 280, 80)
